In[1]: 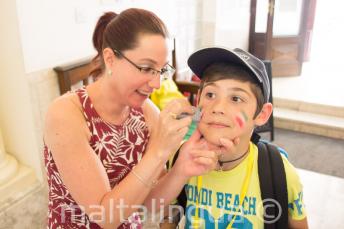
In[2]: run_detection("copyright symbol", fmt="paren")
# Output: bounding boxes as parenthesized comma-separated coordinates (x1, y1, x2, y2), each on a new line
(257, 198, 282, 224)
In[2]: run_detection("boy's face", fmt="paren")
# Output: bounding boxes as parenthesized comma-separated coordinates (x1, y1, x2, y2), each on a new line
(198, 78, 267, 146)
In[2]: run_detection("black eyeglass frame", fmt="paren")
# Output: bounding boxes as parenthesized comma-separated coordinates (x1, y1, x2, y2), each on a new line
(112, 49, 175, 79)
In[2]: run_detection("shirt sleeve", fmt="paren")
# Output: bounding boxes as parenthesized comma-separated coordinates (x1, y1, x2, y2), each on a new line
(282, 156, 307, 220)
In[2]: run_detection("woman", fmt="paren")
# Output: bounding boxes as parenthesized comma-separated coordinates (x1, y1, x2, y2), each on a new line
(44, 8, 197, 229)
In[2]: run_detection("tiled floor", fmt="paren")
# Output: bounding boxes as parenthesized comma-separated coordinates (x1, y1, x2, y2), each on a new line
(0, 184, 47, 229)
(298, 169, 344, 229)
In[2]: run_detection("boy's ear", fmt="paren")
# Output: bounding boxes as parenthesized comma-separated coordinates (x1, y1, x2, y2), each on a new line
(254, 103, 273, 126)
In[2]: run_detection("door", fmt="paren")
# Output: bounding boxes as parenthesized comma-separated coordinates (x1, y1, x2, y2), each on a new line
(249, 0, 314, 77)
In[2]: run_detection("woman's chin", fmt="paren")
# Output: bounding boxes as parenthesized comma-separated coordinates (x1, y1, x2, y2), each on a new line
(128, 97, 147, 109)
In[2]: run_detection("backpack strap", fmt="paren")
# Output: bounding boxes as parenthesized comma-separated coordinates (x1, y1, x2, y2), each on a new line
(258, 142, 276, 229)
(258, 141, 288, 229)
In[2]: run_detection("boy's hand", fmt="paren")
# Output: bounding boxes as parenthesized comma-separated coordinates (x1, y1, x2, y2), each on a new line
(173, 129, 220, 178)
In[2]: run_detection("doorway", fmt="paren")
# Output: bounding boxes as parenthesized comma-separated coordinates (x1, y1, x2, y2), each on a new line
(249, 0, 314, 77)
(271, 0, 344, 106)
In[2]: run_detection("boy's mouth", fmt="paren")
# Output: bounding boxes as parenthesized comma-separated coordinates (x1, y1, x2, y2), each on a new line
(207, 122, 230, 128)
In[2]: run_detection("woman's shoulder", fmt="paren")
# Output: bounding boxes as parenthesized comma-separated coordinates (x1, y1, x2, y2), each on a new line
(47, 93, 83, 120)
(44, 93, 89, 143)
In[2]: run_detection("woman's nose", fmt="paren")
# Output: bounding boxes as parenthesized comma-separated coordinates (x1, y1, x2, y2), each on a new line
(148, 75, 161, 89)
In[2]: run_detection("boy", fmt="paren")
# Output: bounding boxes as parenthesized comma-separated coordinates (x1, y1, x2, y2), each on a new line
(179, 47, 308, 228)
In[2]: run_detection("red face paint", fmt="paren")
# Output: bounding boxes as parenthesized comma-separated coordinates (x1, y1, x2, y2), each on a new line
(235, 116, 244, 129)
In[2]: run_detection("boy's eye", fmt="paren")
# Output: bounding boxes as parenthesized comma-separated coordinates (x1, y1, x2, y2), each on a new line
(205, 92, 216, 99)
(232, 96, 244, 102)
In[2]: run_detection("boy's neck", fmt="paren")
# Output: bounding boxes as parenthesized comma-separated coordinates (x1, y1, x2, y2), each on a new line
(217, 139, 251, 171)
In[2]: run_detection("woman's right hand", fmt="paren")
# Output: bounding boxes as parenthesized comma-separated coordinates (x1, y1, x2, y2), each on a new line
(146, 98, 194, 162)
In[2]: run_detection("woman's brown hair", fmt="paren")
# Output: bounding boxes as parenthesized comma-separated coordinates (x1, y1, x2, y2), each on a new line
(90, 8, 168, 79)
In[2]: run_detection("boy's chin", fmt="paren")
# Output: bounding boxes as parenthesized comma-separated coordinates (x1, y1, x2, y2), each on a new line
(202, 133, 234, 146)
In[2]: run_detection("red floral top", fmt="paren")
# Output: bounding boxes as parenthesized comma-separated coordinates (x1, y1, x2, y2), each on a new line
(44, 87, 149, 228)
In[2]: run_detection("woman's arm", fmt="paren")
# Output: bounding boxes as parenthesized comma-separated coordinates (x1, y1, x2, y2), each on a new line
(44, 95, 192, 229)
(144, 129, 220, 212)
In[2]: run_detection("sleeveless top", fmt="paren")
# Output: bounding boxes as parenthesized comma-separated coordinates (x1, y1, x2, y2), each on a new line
(44, 87, 150, 229)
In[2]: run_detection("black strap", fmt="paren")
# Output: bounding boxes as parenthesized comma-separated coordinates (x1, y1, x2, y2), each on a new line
(258, 142, 288, 229)
(266, 143, 288, 229)
(258, 142, 276, 229)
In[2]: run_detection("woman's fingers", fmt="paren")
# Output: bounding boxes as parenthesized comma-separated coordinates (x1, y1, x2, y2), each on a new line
(190, 150, 218, 164)
(162, 98, 194, 119)
(219, 137, 240, 153)
(187, 128, 202, 142)
(147, 99, 196, 161)
(191, 150, 219, 173)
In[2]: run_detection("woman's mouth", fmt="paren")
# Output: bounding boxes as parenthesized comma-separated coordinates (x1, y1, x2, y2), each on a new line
(136, 90, 151, 97)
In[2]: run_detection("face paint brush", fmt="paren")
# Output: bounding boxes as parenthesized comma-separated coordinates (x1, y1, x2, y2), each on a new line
(175, 107, 202, 140)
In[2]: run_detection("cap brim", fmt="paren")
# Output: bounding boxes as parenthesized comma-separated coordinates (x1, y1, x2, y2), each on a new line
(187, 47, 269, 103)
(187, 48, 244, 79)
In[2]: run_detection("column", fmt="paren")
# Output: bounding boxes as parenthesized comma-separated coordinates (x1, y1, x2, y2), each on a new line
(0, 129, 18, 186)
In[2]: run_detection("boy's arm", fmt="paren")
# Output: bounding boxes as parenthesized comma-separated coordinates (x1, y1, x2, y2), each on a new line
(281, 156, 308, 229)
(289, 217, 308, 229)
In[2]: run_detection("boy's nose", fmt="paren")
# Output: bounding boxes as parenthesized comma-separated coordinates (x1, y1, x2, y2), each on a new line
(211, 99, 226, 115)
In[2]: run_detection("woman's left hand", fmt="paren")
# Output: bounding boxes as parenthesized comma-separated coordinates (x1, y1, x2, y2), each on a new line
(173, 130, 241, 177)
(173, 129, 220, 178)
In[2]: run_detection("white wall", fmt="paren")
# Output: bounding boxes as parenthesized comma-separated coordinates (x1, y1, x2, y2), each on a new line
(15, 0, 203, 74)
(0, 0, 205, 181)
(0, 0, 251, 182)
(214, 0, 251, 50)
(0, 0, 42, 180)
(16, 0, 100, 73)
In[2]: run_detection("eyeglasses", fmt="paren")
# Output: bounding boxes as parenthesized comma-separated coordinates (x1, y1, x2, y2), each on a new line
(112, 49, 175, 80)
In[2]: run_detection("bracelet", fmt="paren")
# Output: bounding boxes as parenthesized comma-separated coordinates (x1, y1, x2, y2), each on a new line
(132, 167, 158, 188)
(160, 206, 181, 224)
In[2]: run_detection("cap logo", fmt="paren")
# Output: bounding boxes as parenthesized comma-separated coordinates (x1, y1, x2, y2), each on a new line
(238, 53, 250, 61)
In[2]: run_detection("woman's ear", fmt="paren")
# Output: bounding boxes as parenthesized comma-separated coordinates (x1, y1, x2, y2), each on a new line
(102, 47, 116, 69)
(254, 103, 273, 126)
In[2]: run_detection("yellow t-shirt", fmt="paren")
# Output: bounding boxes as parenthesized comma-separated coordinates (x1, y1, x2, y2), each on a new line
(184, 142, 307, 229)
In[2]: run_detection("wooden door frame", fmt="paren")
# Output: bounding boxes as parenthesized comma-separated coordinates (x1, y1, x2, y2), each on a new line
(249, 0, 314, 76)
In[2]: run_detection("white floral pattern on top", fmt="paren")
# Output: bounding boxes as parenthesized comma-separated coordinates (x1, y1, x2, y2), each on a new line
(44, 87, 149, 229)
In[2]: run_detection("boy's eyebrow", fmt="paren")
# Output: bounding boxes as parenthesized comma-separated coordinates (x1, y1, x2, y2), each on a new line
(203, 83, 250, 95)
(228, 87, 250, 95)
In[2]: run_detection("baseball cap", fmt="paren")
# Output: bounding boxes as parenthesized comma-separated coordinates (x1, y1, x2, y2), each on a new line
(187, 47, 270, 103)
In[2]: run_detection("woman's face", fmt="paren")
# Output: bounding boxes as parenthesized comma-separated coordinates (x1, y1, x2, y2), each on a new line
(108, 34, 169, 108)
